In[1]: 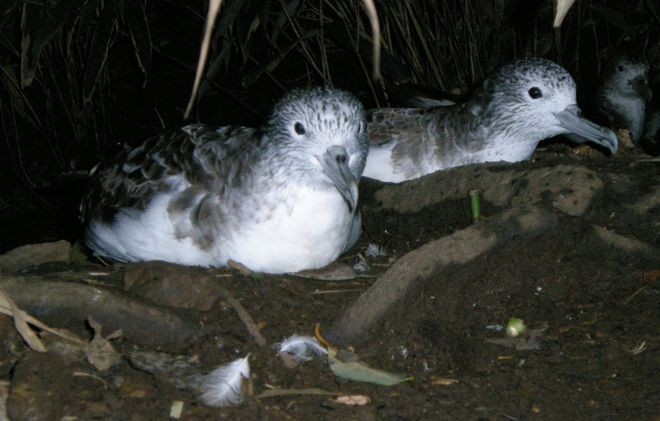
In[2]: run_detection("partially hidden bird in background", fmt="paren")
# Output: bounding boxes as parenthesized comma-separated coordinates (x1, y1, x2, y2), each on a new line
(595, 56, 651, 145)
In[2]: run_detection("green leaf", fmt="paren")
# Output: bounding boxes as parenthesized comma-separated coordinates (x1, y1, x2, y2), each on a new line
(327, 348, 413, 386)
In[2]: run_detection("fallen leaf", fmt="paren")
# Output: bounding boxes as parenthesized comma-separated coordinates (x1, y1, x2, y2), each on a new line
(0, 289, 86, 352)
(327, 348, 412, 386)
(85, 317, 122, 371)
(0, 289, 46, 352)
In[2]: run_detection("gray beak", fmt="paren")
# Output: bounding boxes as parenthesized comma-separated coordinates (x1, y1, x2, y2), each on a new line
(555, 105, 618, 154)
(319, 145, 359, 213)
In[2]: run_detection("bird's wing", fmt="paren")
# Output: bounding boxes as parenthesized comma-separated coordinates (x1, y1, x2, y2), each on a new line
(367, 108, 436, 147)
(366, 105, 479, 180)
(82, 124, 258, 224)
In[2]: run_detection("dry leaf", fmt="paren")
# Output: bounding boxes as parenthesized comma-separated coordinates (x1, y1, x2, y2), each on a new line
(85, 317, 122, 371)
(553, 0, 576, 27)
(0, 289, 46, 352)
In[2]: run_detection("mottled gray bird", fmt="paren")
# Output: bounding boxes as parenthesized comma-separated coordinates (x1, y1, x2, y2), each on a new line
(595, 56, 651, 144)
(82, 87, 369, 274)
(364, 58, 619, 182)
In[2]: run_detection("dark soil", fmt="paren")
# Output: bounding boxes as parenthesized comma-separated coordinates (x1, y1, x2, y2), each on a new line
(1, 153, 659, 420)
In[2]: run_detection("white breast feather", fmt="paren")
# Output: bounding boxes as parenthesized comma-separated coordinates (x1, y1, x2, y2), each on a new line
(87, 182, 355, 273)
(227, 184, 354, 273)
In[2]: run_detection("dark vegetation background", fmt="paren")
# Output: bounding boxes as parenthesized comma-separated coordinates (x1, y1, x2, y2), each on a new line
(0, 0, 658, 252)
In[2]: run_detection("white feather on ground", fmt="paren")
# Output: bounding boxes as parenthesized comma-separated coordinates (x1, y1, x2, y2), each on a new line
(276, 335, 328, 363)
(365, 243, 388, 257)
(199, 355, 250, 407)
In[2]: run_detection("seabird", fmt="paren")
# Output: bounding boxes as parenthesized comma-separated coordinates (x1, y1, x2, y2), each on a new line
(82, 87, 369, 274)
(595, 56, 651, 144)
(363, 58, 619, 183)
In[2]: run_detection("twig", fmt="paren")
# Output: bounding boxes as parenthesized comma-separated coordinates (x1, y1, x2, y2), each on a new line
(631, 157, 660, 166)
(72, 370, 110, 388)
(256, 388, 341, 399)
(623, 286, 648, 305)
(218, 288, 267, 347)
(310, 289, 364, 295)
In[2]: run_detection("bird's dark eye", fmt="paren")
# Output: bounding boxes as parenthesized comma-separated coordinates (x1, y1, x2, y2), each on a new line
(618, 65, 624, 72)
(528, 87, 543, 99)
(294, 122, 306, 135)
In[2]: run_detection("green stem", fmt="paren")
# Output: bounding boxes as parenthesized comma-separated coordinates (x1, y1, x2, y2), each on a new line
(469, 189, 481, 223)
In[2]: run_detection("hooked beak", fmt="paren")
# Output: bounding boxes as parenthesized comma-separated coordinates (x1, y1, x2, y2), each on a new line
(554, 105, 618, 154)
(318, 145, 359, 213)
(631, 76, 652, 103)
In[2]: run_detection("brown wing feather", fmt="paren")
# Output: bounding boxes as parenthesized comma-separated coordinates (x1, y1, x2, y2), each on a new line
(81, 124, 258, 225)
(367, 108, 432, 146)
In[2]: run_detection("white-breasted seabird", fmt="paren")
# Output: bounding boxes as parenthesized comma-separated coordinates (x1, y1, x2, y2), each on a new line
(82, 87, 369, 274)
(595, 56, 651, 144)
(363, 58, 619, 183)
